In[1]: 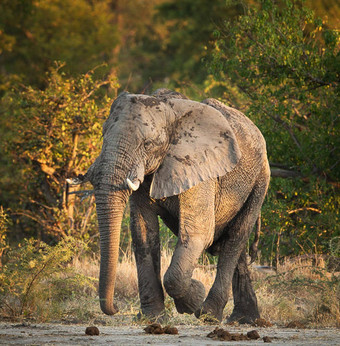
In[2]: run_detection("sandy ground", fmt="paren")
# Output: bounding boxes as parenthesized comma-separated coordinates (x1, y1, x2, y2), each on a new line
(0, 322, 339, 345)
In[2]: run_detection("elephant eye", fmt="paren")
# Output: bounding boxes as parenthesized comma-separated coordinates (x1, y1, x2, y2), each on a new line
(144, 139, 154, 150)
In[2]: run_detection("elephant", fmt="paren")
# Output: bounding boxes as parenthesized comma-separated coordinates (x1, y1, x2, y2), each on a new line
(67, 88, 270, 323)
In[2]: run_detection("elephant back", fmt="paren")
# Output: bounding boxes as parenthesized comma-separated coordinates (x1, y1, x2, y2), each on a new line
(202, 98, 267, 165)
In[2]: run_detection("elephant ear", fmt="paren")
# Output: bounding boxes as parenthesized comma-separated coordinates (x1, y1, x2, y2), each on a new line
(150, 99, 241, 199)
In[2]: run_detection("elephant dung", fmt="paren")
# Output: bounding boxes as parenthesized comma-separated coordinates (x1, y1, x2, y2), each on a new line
(247, 330, 260, 339)
(207, 328, 232, 341)
(207, 327, 254, 341)
(85, 326, 99, 336)
(163, 325, 179, 335)
(252, 317, 273, 327)
(144, 323, 163, 334)
(144, 323, 178, 335)
(263, 336, 273, 343)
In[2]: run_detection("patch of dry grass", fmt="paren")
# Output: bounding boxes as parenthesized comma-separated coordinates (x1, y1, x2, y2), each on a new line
(252, 257, 340, 327)
(113, 251, 339, 327)
(7, 248, 336, 327)
(66, 249, 218, 325)
(69, 250, 339, 327)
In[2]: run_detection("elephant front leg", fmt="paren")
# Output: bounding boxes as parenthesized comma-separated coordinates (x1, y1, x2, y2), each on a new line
(227, 247, 260, 324)
(163, 182, 215, 315)
(130, 196, 165, 318)
(164, 240, 207, 314)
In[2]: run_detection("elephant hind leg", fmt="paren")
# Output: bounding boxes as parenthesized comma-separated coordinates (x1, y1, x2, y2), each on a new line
(130, 195, 165, 318)
(227, 247, 260, 324)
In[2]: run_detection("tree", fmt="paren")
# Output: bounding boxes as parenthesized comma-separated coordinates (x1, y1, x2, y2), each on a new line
(0, 0, 118, 87)
(144, 0, 246, 88)
(106, 0, 170, 92)
(208, 0, 339, 261)
(1, 64, 118, 240)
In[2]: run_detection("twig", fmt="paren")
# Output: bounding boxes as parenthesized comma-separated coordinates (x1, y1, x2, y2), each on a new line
(68, 189, 94, 196)
(288, 207, 322, 215)
(20, 257, 54, 316)
(271, 168, 302, 178)
(80, 195, 95, 236)
(2, 300, 16, 316)
(80, 80, 111, 102)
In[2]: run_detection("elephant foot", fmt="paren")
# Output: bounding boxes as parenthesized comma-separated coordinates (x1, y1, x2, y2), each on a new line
(137, 308, 166, 323)
(195, 299, 224, 322)
(137, 301, 165, 321)
(174, 279, 205, 314)
(227, 308, 260, 324)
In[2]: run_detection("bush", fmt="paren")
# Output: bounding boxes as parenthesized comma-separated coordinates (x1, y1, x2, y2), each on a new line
(208, 0, 339, 261)
(260, 178, 339, 265)
(0, 206, 10, 267)
(1, 63, 119, 242)
(263, 257, 340, 326)
(0, 237, 96, 321)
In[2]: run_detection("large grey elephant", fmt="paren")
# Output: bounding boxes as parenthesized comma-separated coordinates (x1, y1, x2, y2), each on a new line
(68, 89, 270, 323)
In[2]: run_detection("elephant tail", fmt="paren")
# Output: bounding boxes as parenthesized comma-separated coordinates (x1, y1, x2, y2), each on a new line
(249, 214, 261, 265)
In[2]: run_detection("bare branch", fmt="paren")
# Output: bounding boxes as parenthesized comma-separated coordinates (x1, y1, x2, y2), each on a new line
(271, 168, 302, 178)
(68, 189, 94, 196)
(80, 81, 111, 102)
(37, 162, 56, 177)
(288, 207, 322, 215)
(68, 189, 94, 201)
(80, 195, 95, 236)
(65, 133, 79, 175)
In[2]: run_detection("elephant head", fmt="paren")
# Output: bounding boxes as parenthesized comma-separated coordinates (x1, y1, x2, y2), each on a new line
(74, 89, 242, 315)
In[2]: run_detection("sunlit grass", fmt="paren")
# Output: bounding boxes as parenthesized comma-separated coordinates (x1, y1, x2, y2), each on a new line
(1, 240, 338, 327)
(69, 249, 339, 327)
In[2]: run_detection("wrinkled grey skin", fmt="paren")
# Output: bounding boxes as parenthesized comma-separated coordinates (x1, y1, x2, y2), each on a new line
(72, 89, 270, 323)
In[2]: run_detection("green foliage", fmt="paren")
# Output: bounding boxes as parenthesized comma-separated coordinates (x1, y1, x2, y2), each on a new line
(329, 236, 340, 259)
(261, 178, 339, 264)
(0, 0, 338, 278)
(0, 64, 118, 240)
(114, 0, 339, 92)
(210, 0, 339, 180)
(159, 217, 177, 251)
(208, 0, 339, 261)
(0, 0, 118, 86)
(153, 0, 236, 83)
(0, 237, 96, 320)
(107, 0, 170, 91)
(0, 207, 11, 266)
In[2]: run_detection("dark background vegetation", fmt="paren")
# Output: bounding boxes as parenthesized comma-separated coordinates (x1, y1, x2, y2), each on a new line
(0, 0, 339, 267)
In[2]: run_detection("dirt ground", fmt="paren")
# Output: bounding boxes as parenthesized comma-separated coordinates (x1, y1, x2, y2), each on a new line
(0, 322, 339, 345)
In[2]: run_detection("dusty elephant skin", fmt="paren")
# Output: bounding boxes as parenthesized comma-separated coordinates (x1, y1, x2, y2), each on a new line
(67, 88, 270, 323)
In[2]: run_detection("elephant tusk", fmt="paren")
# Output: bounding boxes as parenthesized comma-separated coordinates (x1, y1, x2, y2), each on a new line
(66, 177, 83, 185)
(126, 178, 140, 191)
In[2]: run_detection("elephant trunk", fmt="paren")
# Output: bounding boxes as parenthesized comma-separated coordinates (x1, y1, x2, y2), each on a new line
(95, 189, 129, 315)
